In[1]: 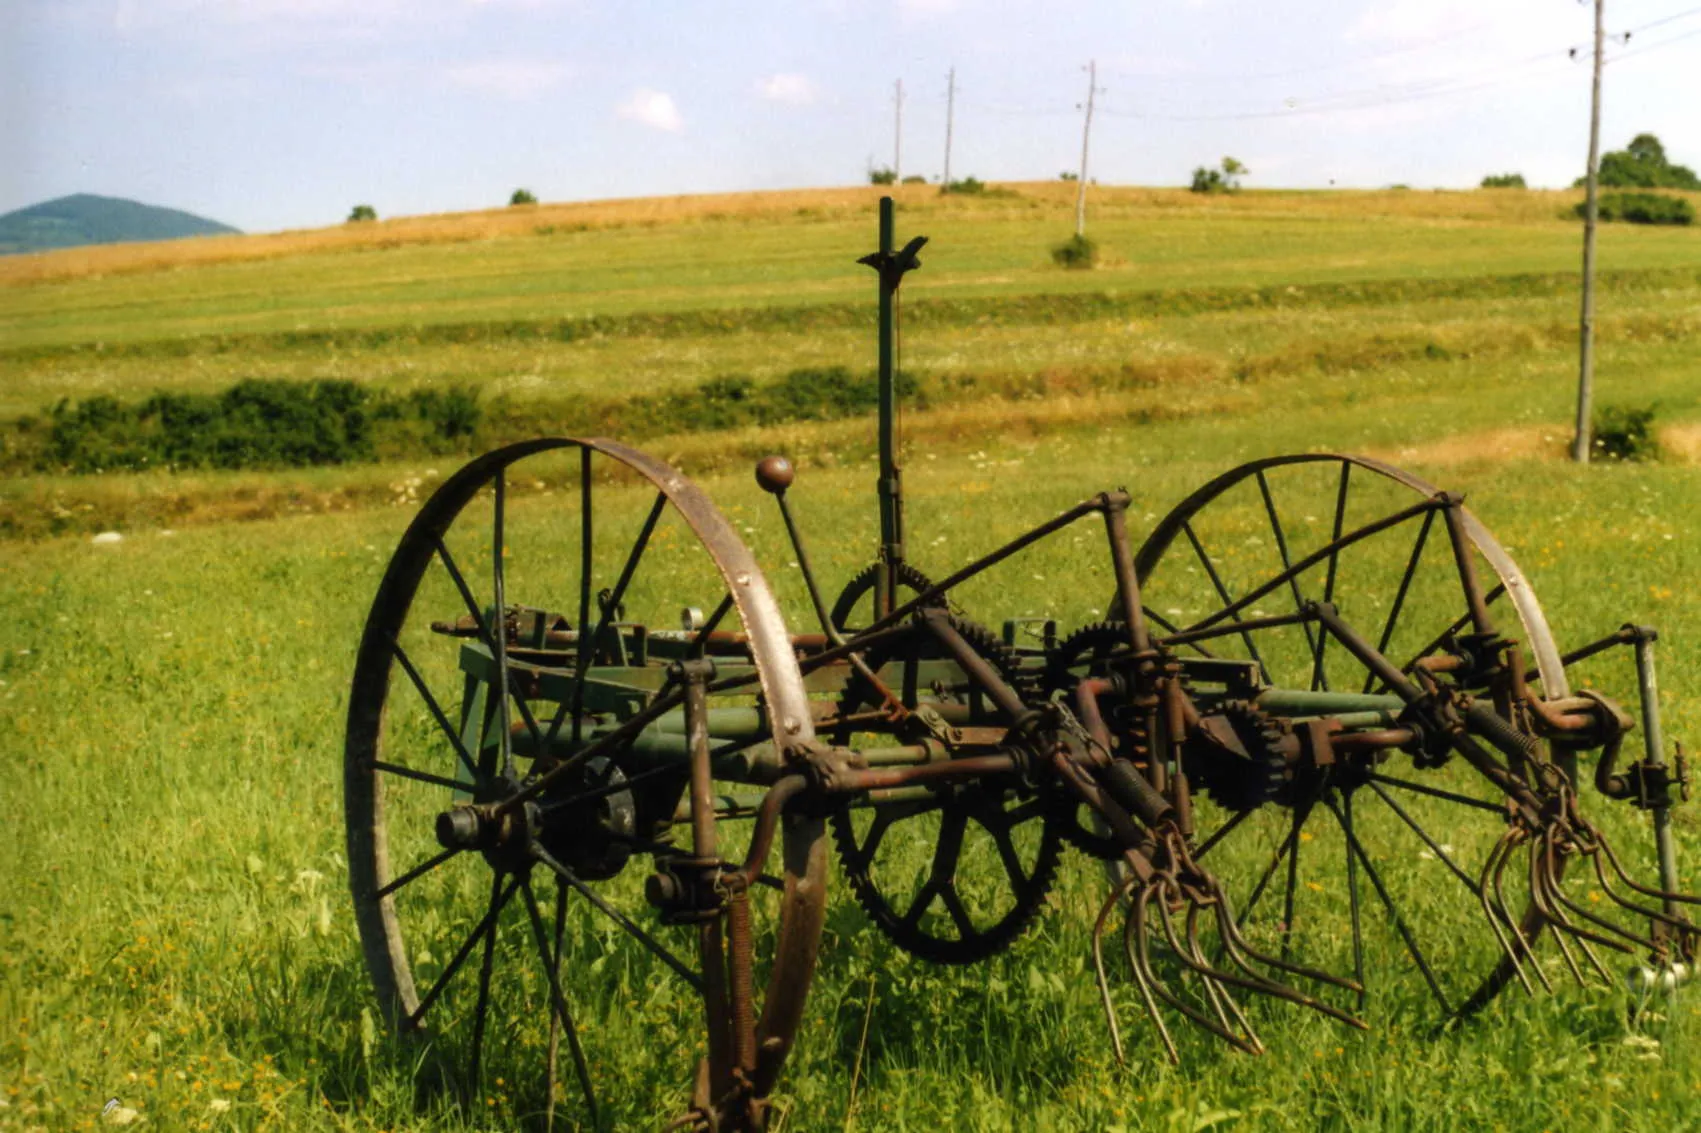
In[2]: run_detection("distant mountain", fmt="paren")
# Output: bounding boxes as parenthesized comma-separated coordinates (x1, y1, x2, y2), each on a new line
(0, 193, 241, 255)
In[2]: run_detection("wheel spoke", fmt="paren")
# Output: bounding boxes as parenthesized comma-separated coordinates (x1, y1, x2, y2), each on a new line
(1365, 771, 1506, 814)
(573, 447, 593, 743)
(388, 636, 483, 784)
(532, 843, 705, 991)
(939, 883, 976, 938)
(1309, 462, 1351, 692)
(1239, 815, 1300, 926)
(1183, 521, 1270, 684)
(467, 870, 502, 1095)
(545, 879, 568, 1133)
(1366, 779, 1484, 891)
(566, 491, 668, 730)
(431, 529, 543, 757)
(408, 872, 521, 1028)
(1341, 790, 1367, 1007)
(1253, 469, 1322, 667)
(1324, 794, 1451, 1013)
(985, 813, 1029, 891)
(492, 470, 515, 779)
(1362, 509, 1436, 694)
(373, 760, 468, 793)
(377, 845, 463, 900)
(520, 874, 599, 1123)
(1279, 800, 1311, 959)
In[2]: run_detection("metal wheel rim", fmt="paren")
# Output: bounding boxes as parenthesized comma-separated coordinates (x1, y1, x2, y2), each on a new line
(343, 436, 827, 1118)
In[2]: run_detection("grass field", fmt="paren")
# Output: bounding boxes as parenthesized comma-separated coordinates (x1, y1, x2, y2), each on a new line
(3, 183, 1701, 1132)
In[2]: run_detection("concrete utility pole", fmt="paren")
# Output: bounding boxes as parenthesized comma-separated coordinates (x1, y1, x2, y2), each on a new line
(893, 79, 905, 182)
(1075, 60, 1098, 237)
(943, 67, 957, 188)
(1572, 0, 1605, 464)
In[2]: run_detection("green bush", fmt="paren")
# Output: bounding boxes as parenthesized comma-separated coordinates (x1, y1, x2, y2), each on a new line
(901, 175, 927, 185)
(1579, 192, 1694, 226)
(1050, 233, 1099, 270)
(347, 204, 377, 223)
(1480, 173, 1527, 189)
(869, 168, 897, 186)
(41, 380, 483, 473)
(941, 176, 986, 195)
(1591, 403, 1661, 461)
(509, 189, 538, 206)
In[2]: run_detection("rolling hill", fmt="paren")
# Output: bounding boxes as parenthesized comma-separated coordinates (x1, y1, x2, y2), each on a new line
(0, 192, 239, 255)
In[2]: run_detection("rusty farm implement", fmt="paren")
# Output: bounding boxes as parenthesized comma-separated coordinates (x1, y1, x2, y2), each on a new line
(345, 199, 1696, 1129)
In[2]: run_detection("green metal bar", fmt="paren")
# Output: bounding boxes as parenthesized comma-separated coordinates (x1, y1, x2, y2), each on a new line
(1254, 689, 1404, 717)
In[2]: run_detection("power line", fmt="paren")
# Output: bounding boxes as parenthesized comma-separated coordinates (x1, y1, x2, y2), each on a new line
(1610, 22, 1701, 60)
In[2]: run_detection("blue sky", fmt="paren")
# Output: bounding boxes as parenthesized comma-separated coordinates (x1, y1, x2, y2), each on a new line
(5, 0, 1699, 234)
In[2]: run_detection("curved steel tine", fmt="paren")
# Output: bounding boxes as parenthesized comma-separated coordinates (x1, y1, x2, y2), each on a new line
(1590, 836, 1701, 925)
(1121, 881, 1181, 1064)
(1203, 897, 1369, 1031)
(1213, 887, 1364, 995)
(1528, 843, 1616, 980)
(1172, 905, 1249, 1049)
(1477, 832, 1539, 995)
(1185, 904, 1263, 1054)
(1587, 816, 1701, 909)
(1092, 873, 1143, 1065)
(1157, 895, 1267, 1053)
(1518, 834, 1585, 987)
(1128, 887, 1261, 1055)
(1590, 849, 1699, 934)
(1532, 832, 1643, 953)
(1489, 835, 1552, 992)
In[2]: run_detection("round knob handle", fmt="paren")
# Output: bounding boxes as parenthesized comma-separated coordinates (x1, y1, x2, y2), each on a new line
(755, 455, 795, 496)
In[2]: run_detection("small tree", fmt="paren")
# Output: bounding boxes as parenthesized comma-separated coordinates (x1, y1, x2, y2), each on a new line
(1581, 133, 1701, 190)
(347, 204, 377, 223)
(869, 168, 897, 186)
(1190, 157, 1247, 194)
(1481, 172, 1527, 189)
(509, 188, 537, 206)
(1059, 170, 1078, 182)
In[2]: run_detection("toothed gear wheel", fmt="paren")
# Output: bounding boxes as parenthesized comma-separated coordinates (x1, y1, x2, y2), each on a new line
(829, 614, 1063, 964)
(1187, 702, 1292, 813)
(828, 561, 942, 637)
(1042, 621, 1154, 858)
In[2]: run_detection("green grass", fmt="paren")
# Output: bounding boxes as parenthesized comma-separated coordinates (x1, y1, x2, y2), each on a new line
(3, 185, 1701, 1131)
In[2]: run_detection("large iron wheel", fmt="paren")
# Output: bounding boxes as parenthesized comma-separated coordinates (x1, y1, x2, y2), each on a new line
(345, 438, 826, 1129)
(1130, 453, 1567, 1019)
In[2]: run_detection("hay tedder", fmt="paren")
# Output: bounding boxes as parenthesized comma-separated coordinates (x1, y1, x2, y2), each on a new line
(346, 200, 1695, 1129)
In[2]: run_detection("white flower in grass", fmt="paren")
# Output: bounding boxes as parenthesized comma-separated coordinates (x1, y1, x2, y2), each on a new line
(1416, 843, 1454, 861)
(209, 1098, 232, 1113)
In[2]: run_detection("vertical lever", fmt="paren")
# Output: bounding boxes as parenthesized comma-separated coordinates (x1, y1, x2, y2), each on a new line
(858, 196, 928, 616)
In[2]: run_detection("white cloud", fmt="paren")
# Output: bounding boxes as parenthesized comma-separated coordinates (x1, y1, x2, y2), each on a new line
(617, 88, 682, 132)
(758, 73, 817, 106)
(445, 60, 570, 99)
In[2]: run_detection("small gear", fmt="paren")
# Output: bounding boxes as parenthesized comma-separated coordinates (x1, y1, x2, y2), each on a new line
(1185, 702, 1292, 813)
(829, 613, 1063, 964)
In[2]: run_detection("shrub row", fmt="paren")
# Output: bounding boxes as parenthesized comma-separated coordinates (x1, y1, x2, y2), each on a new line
(1578, 192, 1694, 226)
(37, 380, 481, 473)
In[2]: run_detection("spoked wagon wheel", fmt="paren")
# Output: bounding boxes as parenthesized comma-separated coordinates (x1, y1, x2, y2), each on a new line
(1131, 453, 1568, 1019)
(345, 438, 826, 1130)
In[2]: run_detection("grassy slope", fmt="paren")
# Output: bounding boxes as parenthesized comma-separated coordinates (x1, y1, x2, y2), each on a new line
(3, 184, 1701, 1131)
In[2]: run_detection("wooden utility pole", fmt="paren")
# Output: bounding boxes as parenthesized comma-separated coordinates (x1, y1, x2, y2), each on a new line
(1572, 0, 1605, 464)
(1075, 60, 1098, 237)
(943, 67, 957, 188)
(893, 79, 905, 182)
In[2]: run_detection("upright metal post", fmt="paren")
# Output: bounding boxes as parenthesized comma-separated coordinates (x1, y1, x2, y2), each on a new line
(876, 198, 903, 616)
(857, 197, 926, 616)
(1631, 629, 1682, 918)
(1572, 0, 1605, 464)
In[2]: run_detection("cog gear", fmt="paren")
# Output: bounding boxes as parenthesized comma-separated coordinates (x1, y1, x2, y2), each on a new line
(829, 612, 1063, 964)
(1185, 702, 1292, 813)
